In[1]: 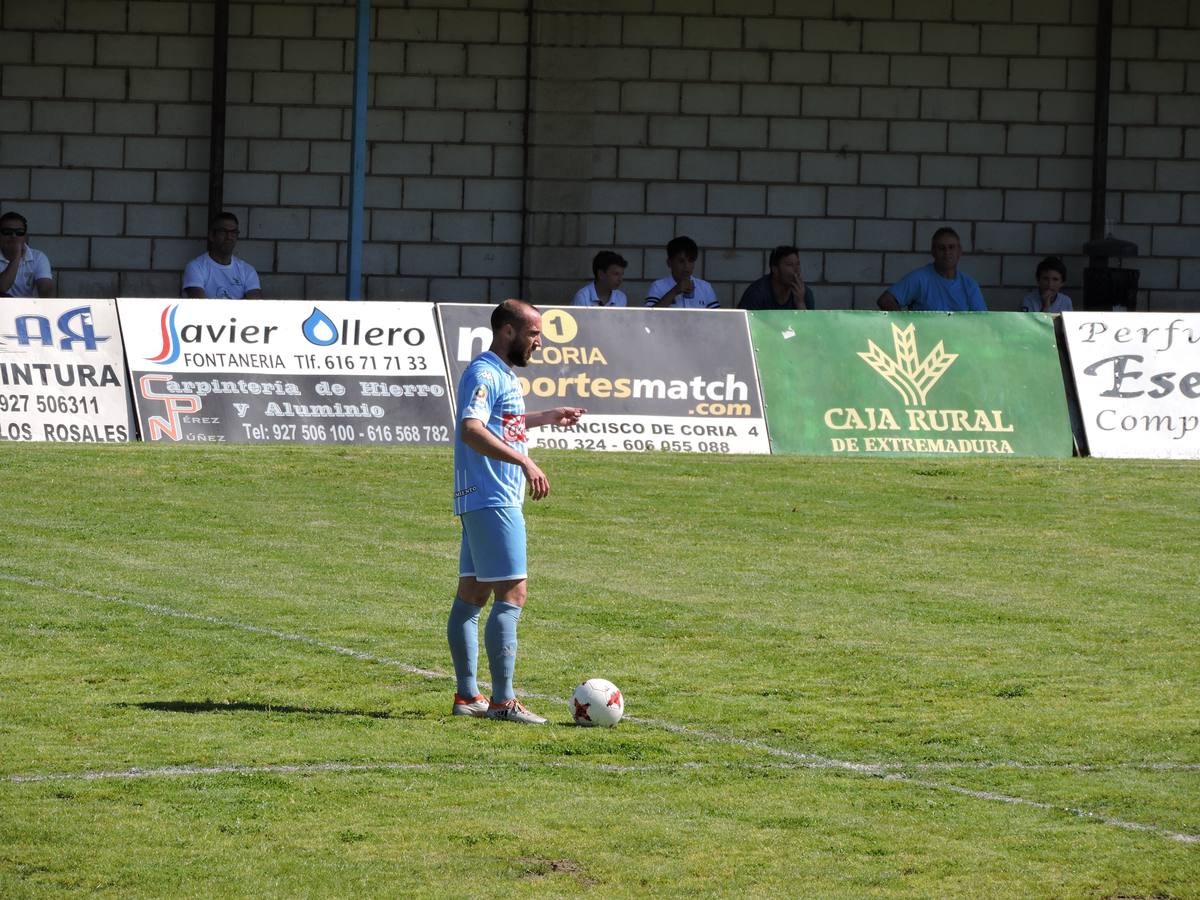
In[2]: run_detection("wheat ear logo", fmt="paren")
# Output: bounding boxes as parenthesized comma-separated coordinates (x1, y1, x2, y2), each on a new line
(857, 323, 958, 407)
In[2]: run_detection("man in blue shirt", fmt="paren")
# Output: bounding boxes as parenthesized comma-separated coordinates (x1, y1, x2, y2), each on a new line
(877, 227, 987, 312)
(448, 299, 586, 725)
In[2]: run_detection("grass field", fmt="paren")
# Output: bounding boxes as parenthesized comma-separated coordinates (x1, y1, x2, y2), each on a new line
(1, 444, 1197, 897)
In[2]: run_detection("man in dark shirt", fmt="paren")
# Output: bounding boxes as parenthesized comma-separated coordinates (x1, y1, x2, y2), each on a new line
(738, 245, 815, 310)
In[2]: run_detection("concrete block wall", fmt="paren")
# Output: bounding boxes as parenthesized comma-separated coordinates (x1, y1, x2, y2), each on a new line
(0, 0, 1196, 309)
(525, 0, 1200, 309)
(1, 0, 533, 300)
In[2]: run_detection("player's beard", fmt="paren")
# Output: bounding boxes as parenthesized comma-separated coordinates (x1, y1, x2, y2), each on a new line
(506, 339, 534, 367)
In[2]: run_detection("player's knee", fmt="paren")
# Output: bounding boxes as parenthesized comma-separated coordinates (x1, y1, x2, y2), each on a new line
(456, 578, 491, 606)
(496, 580, 527, 607)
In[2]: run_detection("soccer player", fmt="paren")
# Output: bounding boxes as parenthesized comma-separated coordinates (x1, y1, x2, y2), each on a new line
(448, 299, 586, 724)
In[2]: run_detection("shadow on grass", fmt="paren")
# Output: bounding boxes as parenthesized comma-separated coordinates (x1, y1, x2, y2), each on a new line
(125, 700, 396, 719)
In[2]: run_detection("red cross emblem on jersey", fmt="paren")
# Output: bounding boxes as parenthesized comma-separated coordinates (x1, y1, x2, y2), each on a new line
(502, 413, 527, 444)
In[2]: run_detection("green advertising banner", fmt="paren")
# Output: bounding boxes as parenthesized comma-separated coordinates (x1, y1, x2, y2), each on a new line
(749, 311, 1074, 457)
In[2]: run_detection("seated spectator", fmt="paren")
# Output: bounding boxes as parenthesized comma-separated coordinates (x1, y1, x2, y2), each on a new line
(0, 211, 55, 298)
(877, 227, 986, 312)
(1019, 256, 1073, 313)
(738, 245, 816, 310)
(183, 212, 262, 299)
(572, 250, 628, 307)
(645, 235, 719, 309)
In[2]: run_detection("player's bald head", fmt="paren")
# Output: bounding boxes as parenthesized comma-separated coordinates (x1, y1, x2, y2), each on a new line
(491, 298, 539, 333)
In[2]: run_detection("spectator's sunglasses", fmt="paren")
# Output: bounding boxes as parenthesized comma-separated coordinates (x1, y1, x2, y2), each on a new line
(0, 227, 26, 237)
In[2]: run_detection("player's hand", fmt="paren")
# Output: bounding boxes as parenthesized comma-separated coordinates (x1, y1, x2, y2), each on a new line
(523, 458, 549, 500)
(676, 277, 694, 295)
(549, 406, 585, 427)
(1041, 287, 1057, 310)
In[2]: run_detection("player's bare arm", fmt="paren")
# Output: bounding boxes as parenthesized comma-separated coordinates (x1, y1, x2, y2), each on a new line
(525, 407, 586, 429)
(460, 418, 550, 500)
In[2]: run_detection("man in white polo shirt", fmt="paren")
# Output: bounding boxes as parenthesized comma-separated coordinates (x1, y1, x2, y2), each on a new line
(644, 235, 720, 309)
(0, 211, 55, 298)
(571, 250, 628, 307)
(183, 212, 263, 299)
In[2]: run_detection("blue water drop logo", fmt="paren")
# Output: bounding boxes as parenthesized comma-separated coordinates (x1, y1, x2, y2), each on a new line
(302, 307, 338, 346)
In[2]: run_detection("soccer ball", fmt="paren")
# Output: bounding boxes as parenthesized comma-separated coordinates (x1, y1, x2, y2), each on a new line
(570, 678, 624, 727)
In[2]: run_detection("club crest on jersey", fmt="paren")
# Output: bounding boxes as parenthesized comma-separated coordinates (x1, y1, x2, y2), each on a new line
(474, 384, 488, 400)
(502, 413, 526, 443)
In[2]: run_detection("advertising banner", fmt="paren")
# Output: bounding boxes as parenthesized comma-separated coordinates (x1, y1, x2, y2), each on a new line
(749, 310, 1073, 457)
(117, 299, 453, 445)
(1060, 312, 1200, 459)
(0, 298, 134, 443)
(436, 305, 770, 454)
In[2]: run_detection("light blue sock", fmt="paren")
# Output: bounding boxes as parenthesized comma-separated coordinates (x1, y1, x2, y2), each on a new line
(446, 596, 481, 698)
(484, 601, 523, 703)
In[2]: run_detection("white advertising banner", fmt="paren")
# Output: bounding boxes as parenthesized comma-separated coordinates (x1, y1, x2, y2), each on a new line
(1061, 311, 1200, 459)
(0, 298, 135, 442)
(116, 298, 453, 445)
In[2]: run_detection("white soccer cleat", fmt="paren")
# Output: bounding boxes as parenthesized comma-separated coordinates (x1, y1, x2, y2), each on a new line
(485, 698, 547, 725)
(452, 694, 490, 717)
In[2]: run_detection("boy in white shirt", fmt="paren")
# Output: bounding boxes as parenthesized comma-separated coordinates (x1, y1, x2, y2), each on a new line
(644, 235, 719, 309)
(571, 250, 628, 306)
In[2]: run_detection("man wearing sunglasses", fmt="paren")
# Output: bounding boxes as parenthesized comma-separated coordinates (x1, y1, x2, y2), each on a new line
(183, 211, 263, 299)
(0, 212, 55, 298)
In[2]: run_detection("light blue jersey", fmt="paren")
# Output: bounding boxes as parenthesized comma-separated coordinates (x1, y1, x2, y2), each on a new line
(454, 351, 527, 515)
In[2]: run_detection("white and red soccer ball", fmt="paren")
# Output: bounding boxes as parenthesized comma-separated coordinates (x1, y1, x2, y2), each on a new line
(570, 678, 624, 727)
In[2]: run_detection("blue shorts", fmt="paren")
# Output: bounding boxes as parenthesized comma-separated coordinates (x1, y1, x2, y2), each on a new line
(459, 506, 527, 583)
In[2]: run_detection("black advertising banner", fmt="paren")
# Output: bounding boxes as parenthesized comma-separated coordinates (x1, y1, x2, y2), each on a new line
(0, 298, 135, 443)
(117, 299, 453, 445)
(437, 304, 770, 454)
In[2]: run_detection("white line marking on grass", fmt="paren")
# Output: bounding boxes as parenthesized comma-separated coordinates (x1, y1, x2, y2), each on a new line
(624, 717, 1200, 844)
(625, 717, 1200, 776)
(7, 757, 1199, 845)
(0, 572, 446, 681)
(3, 571, 1197, 845)
(5, 760, 698, 784)
(887, 775, 1200, 845)
(4, 759, 822, 785)
(7, 761, 459, 783)
(898, 760, 1200, 773)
